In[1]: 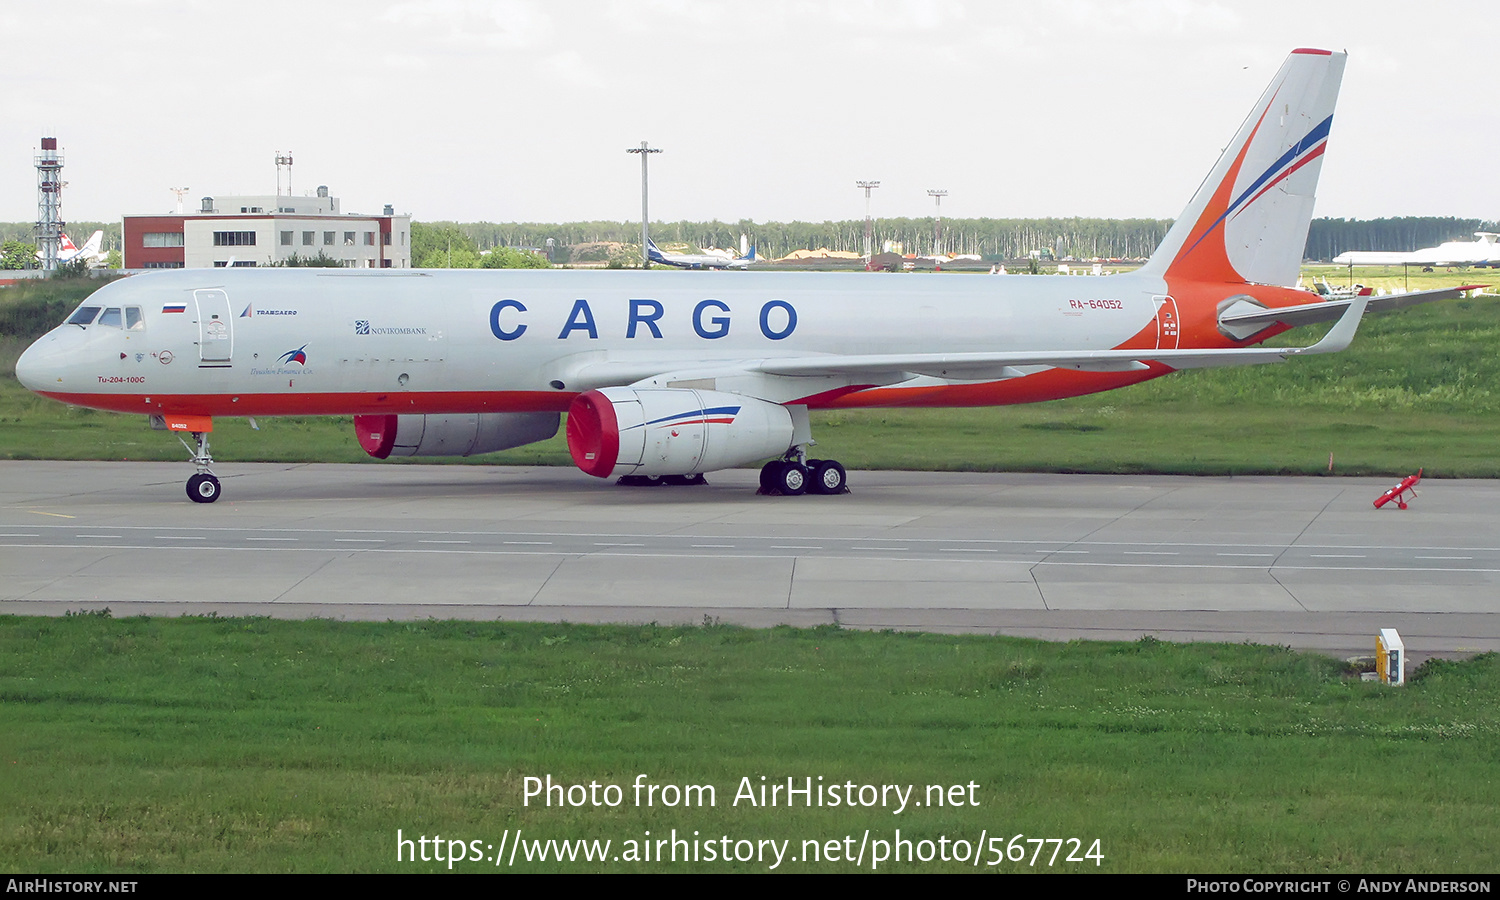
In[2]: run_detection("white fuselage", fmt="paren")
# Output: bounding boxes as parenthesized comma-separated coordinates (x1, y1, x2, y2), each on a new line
(17, 267, 1179, 418)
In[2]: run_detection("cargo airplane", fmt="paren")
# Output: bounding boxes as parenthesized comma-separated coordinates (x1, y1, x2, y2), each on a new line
(14, 50, 1479, 503)
(647, 238, 756, 269)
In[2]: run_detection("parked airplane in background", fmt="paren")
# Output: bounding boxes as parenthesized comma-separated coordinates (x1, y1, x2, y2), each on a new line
(647, 238, 756, 269)
(1333, 232, 1500, 268)
(37, 230, 105, 266)
(15, 50, 1482, 503)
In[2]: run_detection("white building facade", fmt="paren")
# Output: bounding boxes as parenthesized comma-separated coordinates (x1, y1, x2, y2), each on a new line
(125, 186, 411, 269)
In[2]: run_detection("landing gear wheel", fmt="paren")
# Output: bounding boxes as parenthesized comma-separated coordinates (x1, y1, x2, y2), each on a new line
(759, 461, 782, 494)
(616, 474, 663, 487)
(809, 459, 847, 495)
(775, 461, 808, 496)
(186, 473, 221, 504)
(663, 474, 707, 486)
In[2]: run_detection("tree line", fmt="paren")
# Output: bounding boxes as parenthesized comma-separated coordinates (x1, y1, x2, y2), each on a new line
(431, 216, 1500, 263)
(1, 216, 1494, 268)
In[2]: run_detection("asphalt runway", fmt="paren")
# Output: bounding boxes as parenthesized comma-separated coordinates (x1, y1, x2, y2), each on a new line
(2, 460, 1496, 662)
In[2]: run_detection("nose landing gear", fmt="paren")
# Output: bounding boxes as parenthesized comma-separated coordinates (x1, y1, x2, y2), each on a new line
(178, 430, 221, 503)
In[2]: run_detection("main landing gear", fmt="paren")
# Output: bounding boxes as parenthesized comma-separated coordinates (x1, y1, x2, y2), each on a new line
(179, 431, 221, 503)
(759, 452, 848, 496)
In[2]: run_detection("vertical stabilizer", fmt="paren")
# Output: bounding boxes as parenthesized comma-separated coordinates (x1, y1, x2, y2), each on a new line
(1140, 49, 1346, 287)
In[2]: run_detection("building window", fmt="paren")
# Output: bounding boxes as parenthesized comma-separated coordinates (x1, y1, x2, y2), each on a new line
(212, 231, 256, 246)
(302, 231, 315, 246)
(344, 232, 355, 245)
(381, 259, 392, 268)
(142, 232, 185, 247)
(280, 231, 293, 246)
(214, 260, 259, 267)
(142, 261, 185, 269)
(382, 232, 392, 246)
(324, 231, 334, 245)
(364, 232, 375, 246)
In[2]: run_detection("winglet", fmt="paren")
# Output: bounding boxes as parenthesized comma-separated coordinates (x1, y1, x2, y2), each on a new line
(1297, 295, 1367, 355)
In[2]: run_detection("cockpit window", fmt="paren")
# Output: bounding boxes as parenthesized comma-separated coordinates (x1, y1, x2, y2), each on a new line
(125, 307, 144, 330)
(66, 306, 101, 326)
(98, 308, 123, 328)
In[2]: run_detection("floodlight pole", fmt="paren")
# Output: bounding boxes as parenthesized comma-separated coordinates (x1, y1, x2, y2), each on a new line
(928, 189, 948, 256)
(856, 180, 880, 259)
(627, 141, 662, 268)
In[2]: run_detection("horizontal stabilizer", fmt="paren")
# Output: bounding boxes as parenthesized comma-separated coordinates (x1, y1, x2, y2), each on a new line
(1218, 285, 1484, 333)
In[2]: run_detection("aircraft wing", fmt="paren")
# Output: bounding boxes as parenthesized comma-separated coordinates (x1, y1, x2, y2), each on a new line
(759, 296, 1370, 378)
(1218, 285, 1483, 332)
(568, 297, 1371, 395)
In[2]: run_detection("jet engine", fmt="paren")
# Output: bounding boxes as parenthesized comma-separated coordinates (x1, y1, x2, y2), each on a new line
(355, 412, 560, 458)
(566, 387, 794, 479)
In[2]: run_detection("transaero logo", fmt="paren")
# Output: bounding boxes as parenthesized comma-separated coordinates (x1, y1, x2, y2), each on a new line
(241, 304, 297, 317)
(355, 319, 426, 336)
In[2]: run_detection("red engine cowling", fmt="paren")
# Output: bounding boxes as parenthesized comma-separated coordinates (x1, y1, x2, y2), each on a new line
(354, 412, 559, 458)
(566, 388, 794, 479)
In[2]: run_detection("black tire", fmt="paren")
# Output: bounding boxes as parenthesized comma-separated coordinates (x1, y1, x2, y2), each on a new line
(759, 461, 782, 494)
(809, 459, 847, 495)
(616, 475, 663, 487)
(186, 473, 220, 504)
(776, 462, 808, 496)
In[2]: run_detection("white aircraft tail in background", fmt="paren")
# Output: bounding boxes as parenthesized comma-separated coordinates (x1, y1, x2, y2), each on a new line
(39, 230, 107, 266)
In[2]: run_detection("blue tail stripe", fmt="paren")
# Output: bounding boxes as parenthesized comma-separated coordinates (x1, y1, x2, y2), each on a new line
(1225, 115, 1332, 220)
(1182, 114, 1332, 259)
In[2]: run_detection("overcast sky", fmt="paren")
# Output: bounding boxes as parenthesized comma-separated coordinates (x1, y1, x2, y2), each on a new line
(3, 1, 1494, 228)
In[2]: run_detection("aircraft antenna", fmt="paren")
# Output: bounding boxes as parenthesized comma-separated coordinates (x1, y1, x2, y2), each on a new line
(856, 180, 880, 260)
(34, 136, 64, 272)
(927, 189, 948, 257)
(626, 141, 662, 268)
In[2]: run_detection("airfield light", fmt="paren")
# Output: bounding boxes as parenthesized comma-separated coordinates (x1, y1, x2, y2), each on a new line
(275, 152, 294, 200)
(856, 180, 880, 260)
(928, 189, 948, 257)
(627, 142, 663, 268)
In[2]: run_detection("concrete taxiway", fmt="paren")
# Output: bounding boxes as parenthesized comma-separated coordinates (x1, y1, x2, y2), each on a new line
(2, 460, 1496, 662)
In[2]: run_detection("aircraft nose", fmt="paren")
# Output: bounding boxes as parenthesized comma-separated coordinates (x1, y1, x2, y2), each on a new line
(15, 334, 67, 393)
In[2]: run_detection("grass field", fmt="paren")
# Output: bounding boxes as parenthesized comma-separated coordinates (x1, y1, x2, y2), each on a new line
(2, 614, 1496, 873)
(2, 267, 1496, 476)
